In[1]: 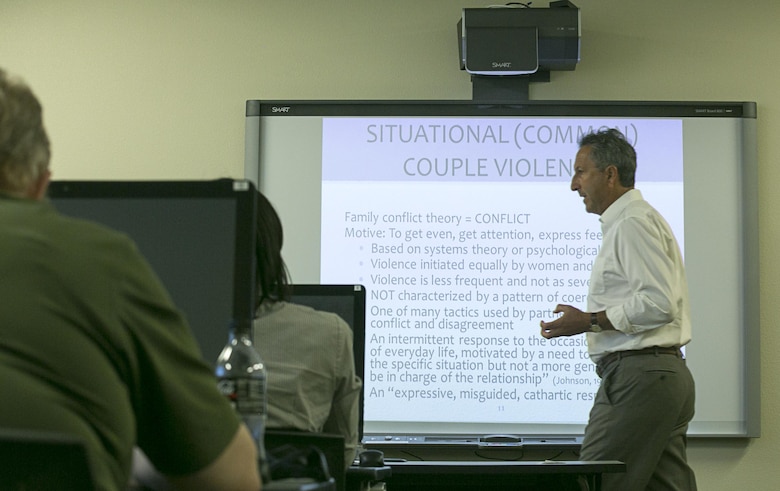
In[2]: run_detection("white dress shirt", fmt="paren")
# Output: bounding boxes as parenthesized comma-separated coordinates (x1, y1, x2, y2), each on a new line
(586, 189, 692, 362)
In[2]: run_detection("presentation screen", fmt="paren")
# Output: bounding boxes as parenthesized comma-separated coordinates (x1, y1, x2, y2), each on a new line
(245, 100, 759, 441)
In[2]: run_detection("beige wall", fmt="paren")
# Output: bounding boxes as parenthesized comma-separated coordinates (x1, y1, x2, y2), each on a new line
(2, 1, 777, 488)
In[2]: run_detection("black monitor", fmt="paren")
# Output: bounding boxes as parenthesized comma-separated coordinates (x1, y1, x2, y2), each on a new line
(46, 179, 257, 365)
(0, 428, 96, 491)
(0, 428, 96, 490)
(287, 284, 366, 441)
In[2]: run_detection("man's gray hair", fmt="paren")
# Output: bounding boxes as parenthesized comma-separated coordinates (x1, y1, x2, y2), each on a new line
(578, 128, 636, 188)
(0, 68, 50, 196)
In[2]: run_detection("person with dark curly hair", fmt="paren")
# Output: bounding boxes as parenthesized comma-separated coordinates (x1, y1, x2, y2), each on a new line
(252, 191, 362, 471)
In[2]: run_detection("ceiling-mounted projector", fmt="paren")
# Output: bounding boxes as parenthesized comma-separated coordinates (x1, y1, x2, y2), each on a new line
(458, 1, 580, 76)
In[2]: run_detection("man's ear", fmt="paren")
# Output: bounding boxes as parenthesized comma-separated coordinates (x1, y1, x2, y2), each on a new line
(28, 169, 51, 200)
(605, 165, 619, 186)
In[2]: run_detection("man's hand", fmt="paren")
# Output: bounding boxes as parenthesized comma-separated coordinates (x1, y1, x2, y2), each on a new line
(539, 304, 589, 339)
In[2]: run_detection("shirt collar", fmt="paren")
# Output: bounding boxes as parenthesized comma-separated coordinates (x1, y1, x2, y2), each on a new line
(255, 299, 284, 318)
(0, 192, 50, 208)
(599, 188, 642, 230)
(0, 191, 23, 201)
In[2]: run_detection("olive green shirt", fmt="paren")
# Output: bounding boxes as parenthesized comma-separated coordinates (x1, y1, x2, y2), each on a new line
(0, 195, 241, 491)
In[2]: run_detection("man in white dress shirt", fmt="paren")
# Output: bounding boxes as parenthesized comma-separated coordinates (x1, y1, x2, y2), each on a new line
(539, 128, 697, 490)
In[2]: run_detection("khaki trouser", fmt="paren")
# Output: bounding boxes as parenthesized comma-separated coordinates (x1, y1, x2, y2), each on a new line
(579, 352, 697, 491)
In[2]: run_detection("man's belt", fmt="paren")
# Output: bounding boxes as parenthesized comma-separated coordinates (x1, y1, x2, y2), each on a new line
(596, 346, 682, 373)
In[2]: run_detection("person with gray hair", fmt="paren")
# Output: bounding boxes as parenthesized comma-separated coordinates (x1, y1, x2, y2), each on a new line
(0, 69, 51, 198)
(540, 128, 697, 490)
(0, 68, 261, 491)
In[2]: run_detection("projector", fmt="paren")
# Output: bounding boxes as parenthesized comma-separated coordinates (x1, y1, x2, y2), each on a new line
(458, 1, 580, 76)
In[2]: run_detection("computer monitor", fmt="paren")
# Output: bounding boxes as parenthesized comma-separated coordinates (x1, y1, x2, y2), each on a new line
(46, 179, 258, 365)
(0, 428, 96, 490)
(287, 284, 366, 441)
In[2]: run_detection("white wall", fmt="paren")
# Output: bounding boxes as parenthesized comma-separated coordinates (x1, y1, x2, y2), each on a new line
(2, 1, 778, 488)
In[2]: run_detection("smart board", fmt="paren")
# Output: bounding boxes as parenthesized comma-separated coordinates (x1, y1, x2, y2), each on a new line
(245, 100, 759, 441)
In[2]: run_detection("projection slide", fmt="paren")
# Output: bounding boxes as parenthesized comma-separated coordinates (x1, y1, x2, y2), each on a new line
(317, 117, 684, 426)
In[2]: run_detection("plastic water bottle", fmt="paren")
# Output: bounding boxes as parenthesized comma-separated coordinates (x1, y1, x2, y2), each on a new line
(215, 319, 270, 482)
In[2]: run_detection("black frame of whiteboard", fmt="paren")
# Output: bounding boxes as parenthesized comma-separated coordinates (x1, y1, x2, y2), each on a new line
(244, 99, 760, 438)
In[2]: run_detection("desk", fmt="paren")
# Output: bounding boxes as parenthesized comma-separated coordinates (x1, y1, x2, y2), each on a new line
(381, 460, 625, 490)
(265, 478, 336, 491)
